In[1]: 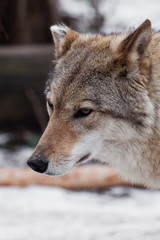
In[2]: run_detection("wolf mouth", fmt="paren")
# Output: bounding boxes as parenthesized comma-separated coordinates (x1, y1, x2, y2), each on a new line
(76, 153, 91, 165)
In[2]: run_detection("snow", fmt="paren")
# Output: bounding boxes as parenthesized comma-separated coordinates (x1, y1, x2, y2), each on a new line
(99, 0, 160, 33)
(59, 0, 160, 33)
(0, 186, 160, 240)
(59, 0, 93, 17)
(0, 147, 33, 167)
(0, 133, 11, 145)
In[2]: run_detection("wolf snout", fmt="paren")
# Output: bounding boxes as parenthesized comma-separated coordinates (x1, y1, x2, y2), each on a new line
(27, 155, 48, 173)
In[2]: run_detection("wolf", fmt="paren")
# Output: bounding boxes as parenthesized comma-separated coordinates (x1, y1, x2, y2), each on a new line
(27, 19, 160, 188)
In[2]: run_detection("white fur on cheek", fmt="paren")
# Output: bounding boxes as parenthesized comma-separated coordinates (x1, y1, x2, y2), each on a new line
(96, 119, 154, 186)
(71, 131, 103, 162)
(46, 160, 74, 176)
(45, 131, 102, 176)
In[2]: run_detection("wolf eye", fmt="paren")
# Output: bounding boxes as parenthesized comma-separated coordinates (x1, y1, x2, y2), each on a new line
(47, 100, 54, 111)
(74, 108, 93, 118)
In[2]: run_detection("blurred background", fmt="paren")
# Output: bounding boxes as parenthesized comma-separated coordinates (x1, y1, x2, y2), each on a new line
(1, 1, 160, 240)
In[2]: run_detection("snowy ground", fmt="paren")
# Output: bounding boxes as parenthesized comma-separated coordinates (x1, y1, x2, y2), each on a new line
(0, 186, 160, 240)
(0, 146, 32, 168)
(0, 138, 160, 240)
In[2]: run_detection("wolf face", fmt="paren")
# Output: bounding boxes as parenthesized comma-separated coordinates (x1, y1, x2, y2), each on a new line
(28, 20, 159, 187)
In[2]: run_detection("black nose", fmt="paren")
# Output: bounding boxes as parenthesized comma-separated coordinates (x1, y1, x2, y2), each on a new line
(27, 155, 48, 173)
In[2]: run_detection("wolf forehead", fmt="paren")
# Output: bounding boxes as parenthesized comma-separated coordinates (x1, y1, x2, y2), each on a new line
(45, 22, 149, 101)
(47, 20, 152, 97)
(45, 66, 120, 111)
(44, 34, 127, 100)
(45, 59, 127, 124)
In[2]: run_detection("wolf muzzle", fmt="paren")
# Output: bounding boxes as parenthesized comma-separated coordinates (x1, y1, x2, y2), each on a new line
(27, 155, 48, 173)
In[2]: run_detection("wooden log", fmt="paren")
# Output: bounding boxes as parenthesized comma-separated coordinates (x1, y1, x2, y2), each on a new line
(0, 165, 135, 190)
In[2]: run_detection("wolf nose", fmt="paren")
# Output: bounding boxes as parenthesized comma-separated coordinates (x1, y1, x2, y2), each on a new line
(27, 155, 48, 173)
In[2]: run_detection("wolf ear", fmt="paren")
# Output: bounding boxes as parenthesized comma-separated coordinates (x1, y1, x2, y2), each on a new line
(118, 19, 152, 63)
(50, 24, 79, 59)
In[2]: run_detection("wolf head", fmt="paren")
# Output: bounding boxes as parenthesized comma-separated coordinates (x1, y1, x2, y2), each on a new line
(28, 20, 154, 178)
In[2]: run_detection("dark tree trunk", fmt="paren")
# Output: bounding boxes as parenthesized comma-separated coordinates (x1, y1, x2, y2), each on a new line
(0, 0, 59, 44)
